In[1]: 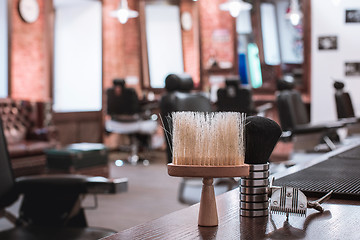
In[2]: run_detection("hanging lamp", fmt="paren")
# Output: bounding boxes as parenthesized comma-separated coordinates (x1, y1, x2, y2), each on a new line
(219, 0, 252, 18)
(110, 0, 138, 24)
(286, 0, 302, 26)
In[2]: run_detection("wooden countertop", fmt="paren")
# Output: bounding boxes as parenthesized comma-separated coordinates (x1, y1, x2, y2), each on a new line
(104, 144, 360, 240)
(103, 188, 360, 240)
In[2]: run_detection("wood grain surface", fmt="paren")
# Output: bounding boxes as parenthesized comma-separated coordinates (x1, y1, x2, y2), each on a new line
(103, 188, 360, 240)
(104, 145, 360, 240)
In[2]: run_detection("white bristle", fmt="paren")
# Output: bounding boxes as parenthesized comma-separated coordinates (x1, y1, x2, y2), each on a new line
(171, 112, 245, 166)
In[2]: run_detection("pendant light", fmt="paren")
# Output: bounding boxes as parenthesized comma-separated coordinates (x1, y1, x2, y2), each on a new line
(286, 0, 302, 26)
(110, 0, 138, 24)
(219, 0, 252, 18)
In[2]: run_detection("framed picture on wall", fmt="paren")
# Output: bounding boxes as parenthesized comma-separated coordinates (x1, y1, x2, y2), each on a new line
(345, 9, 360, 23)
(318, 36, 337, 50)
(345, 62, 360, 76)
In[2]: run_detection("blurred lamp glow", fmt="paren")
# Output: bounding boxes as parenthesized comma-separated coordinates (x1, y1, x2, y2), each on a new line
(110, 0, 138, 24)
(286, 0, 302, 26)
(220, 0, 252, 18)
(115, 160, 124, 167)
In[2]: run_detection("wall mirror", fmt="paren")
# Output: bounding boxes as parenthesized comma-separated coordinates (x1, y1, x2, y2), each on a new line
(0, 0, 9, 98)
(140, 0, 201, 90)
(53, 0, 103, 112)
(236, 0, 309, 93)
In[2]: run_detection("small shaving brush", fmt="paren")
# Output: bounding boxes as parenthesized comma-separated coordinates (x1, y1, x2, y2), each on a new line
(245, 116, 282, 165)
(168, 112, 250, 227)
(240, 116, 282, 217)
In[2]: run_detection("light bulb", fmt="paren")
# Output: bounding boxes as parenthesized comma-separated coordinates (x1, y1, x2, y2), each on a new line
(117, 9, 129, 24)
(110, 0, 138, 24)
(219, 0, 252, 18)
(229, 2, 241, 17)
(289, 13, 301, 25)
(286, 0, 302, 26)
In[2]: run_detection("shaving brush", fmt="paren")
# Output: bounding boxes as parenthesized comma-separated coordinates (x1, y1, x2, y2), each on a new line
(245, 116, 282, 165)
(167, 112, 250, 226)
(241, 116, 282, 217)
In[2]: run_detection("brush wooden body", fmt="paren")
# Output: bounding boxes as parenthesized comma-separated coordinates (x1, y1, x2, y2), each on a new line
(167, 112, 249, 227)
(168, 164, 249, 178)
(199, 178, 218, 227)
(168, 164, 249, 226)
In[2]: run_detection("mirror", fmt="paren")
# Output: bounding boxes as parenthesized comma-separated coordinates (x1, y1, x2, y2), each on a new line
(140, 0, 201, 90)
(0, 0, 8, 97)
(235, 0, 307, 93)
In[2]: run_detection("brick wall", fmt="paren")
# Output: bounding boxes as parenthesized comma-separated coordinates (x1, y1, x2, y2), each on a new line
(199, 0, 236, 88)
(199, 0, 235, 65)
(102, 0, 141, 94)
(180, 1, 201, 88)
(11, 0, 50, 101)
(9, 0, 236, 100)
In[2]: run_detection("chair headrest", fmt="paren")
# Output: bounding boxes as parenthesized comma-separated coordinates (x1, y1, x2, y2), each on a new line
(113, 78, 125, 87)
(334, 81, 345, 90)
(165, 73, 194, 92)
(277, 76, 295, 91)
(225, 76, 241, 89)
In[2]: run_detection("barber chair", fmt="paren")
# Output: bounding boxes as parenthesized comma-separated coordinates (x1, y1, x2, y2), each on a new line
(334, 81, 360, 135)
(160, 73, 237, 205)
(105, 79, 157, 165)
(276, 77, 345, 152)
(160, 73, 212, 164)
(334, 81, 355, 119)
(0, 118, 128, 239)
(217, 77, 272, 116)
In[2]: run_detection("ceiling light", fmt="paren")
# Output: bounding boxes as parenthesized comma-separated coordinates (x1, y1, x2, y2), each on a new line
(219, 0, 252, 18)
(286, 0, 302, 26)
(110, 0, 138, 24)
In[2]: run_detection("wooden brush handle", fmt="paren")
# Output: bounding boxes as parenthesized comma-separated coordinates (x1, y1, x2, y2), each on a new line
(198, 178, 218, 227)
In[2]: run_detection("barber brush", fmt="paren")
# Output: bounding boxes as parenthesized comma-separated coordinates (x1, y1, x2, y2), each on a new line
(167, 112, 249, 226)
(240, 116, 282, 217)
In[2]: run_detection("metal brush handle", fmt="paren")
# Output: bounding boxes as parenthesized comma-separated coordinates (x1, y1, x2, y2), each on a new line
(243, 171, 269, 179)
(249, 163, 269, 172)
(241, 179, 269, 187)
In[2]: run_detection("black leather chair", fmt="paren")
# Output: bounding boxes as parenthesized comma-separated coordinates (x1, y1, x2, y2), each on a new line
(333, 81, 360, 134)
(159, 73, 237, 205)
(217, 77, 272, 116)
(276, 77, 345, 152)
(105, 79, 157, 165)
(160, 73, 213, 164)
(107, 79, 140, 117)
(334, 81, 356, 119)
(0, 118, 128, 239)
(217, 77, 256, 114)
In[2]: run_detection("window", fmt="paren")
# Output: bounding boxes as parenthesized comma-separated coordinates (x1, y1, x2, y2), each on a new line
(144, 2, 184, 88)
(53, 0, 102, 112)
(0, 0, 8, 98)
